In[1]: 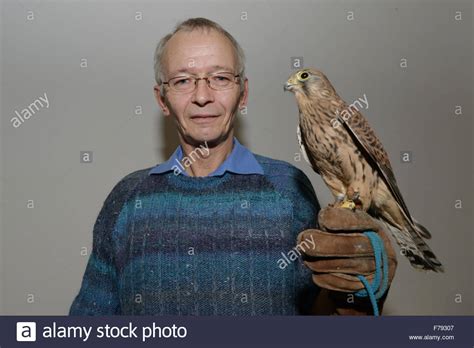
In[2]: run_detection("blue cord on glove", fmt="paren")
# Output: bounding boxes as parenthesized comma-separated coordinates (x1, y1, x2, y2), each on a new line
(354, 231, 389, 316)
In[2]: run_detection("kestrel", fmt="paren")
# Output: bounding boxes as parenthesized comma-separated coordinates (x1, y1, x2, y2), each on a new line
(284, 68, 444, 272)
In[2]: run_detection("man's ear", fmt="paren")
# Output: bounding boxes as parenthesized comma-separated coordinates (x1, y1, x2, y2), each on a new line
(238, 78, 249, 110)
(154, 85, 170, 116)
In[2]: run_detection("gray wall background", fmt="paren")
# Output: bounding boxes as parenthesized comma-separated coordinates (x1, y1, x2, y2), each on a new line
(1, 0, 472, 315)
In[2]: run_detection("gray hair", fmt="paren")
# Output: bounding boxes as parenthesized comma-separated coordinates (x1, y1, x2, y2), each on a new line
(153, 17, 246, 95)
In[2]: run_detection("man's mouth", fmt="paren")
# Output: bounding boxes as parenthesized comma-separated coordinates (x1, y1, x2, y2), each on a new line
(191, 114, 219, 118)
(190, 114, 220, 123)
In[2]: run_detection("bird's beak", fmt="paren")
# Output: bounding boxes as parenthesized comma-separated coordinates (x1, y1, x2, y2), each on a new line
(283, 82, 294, 91)
(284, 77, 297, 92)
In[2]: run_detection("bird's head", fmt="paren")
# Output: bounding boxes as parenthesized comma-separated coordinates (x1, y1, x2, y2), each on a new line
(284, 68, 336, 101)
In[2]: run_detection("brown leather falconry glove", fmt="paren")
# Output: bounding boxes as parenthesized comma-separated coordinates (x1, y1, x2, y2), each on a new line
(297, 207, 398, 315)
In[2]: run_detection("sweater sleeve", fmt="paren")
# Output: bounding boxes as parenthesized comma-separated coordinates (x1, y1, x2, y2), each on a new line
(290, 168, 321, 232)
(69, 170, 144, 315)
(282, 167, 322, 315)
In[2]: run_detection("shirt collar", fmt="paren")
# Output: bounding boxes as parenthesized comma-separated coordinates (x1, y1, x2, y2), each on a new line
(148, 137, 264, 177)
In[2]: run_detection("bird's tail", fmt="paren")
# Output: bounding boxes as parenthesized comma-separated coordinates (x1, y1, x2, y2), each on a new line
(384, 221, 444, 273)
(408, 223, 444, 272)
(413, 219, 432, 239)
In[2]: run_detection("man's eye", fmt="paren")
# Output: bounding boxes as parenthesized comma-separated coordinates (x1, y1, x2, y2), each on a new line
(213, 75, 231, 82)
(173, 78, 192, 86)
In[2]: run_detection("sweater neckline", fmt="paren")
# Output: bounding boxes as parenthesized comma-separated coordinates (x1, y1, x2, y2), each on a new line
(164, 171, 234, 190)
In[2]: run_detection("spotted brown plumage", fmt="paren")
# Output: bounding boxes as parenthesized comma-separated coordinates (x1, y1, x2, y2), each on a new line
(285, 68, 444, 272)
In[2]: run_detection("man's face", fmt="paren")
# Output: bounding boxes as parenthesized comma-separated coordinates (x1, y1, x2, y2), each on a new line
(155, 29, 248, 146)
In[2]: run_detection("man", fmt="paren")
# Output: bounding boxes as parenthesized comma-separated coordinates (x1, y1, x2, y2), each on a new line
(69, 17, 397, 316)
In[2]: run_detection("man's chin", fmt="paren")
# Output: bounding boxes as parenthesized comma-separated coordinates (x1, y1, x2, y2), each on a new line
(183, 130, 232, 149)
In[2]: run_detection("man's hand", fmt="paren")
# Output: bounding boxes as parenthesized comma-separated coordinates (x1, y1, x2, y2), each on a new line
(297, 207, 398, 315)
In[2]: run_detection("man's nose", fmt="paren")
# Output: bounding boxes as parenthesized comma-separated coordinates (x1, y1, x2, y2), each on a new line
(191, 79, 214, 106)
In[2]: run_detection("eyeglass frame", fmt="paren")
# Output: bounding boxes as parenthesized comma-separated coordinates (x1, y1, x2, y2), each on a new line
(161, 71, 241, 93)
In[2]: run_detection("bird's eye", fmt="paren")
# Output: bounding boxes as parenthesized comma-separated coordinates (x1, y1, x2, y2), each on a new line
(299, 72, 309, 80)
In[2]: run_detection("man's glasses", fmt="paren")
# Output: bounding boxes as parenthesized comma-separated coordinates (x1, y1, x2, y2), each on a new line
(162, 72, 240, 93)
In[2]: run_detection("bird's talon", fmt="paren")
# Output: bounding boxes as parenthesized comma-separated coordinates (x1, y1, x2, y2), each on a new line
(352, 191, 360, 201)
(340, 199, 356, 210)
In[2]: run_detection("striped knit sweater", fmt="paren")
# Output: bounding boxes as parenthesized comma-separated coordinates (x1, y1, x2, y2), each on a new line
(69, 155, 321, 315)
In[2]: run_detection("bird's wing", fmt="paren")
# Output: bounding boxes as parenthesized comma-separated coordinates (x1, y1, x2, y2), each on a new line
(337, 109, 414, 226)
(297, 122, 320, 174)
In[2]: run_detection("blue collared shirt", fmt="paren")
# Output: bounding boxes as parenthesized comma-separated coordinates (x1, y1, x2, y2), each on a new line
(148, 137, 264, 177)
